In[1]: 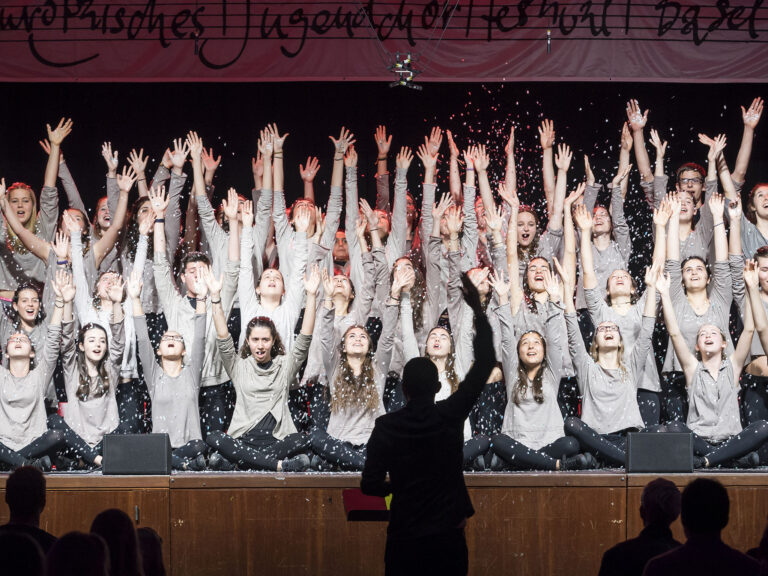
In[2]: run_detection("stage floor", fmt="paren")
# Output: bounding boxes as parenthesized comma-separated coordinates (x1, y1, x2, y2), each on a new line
(2, 471, 768, 575)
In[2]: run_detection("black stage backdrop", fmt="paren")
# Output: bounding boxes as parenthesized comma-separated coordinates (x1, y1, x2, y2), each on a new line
(1, 81, 767, 286)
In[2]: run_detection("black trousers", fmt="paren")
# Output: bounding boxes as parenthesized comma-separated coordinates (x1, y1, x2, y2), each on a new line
(740, 373, 768, 426)
(637, 389, 661, 427)
(462, 435, 491, 468)
(171, 439, 208, 470)
(661, 371, 689, 423)
(491, 434, 580, 470)
(310, 428, 366, 470)
(116, 378, 145, 434)
(46, 413, 118, 465)
(469, 380, 505, 436)
(385, 529, 468, 576)
(198, 381, 236, 439)
(0, 414, 100, 468)
(205, 413, 310, 471)
(665, 420, 768, 467)
(557, 376, 582, 419)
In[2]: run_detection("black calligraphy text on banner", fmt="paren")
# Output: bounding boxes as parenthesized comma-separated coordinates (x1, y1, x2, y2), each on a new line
(0, 0, 765, 82)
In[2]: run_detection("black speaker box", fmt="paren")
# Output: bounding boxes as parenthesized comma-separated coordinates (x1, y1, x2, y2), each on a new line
(103, 434, 172, 475)
(627, 432, 693, 473)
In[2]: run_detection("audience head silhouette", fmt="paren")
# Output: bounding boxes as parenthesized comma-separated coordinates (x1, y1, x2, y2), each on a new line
(0, 531, 44, 576)
(6, 466, 46, 523)
(681, 478, 729, 537)
(641, 478, 682, 527)
(46, 531, 110, 576)
(90, 508, 144, 576)
(402, 357, 440, 400)
(137, 527, 166, 576)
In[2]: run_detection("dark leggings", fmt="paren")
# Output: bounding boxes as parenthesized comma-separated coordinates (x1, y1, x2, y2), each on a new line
(46, 414, 123, 465)
(171, 439, 208, 470)
(289, 379, 331, 433)
(462, 435, 490, 468)
(564, 417, 636, 467)
(116, 378, 145, 434)
(206, 429, 310, 471)
(491, 434, 580, 471)
(637, 389, 661, 427)
(0, 414, 98, 468)
(661, 371, 689, 423)
(469, 380, 505, 436)
(310, 428, 366, 470)
(665, 420, 768, 467)
(198, 381, 236, 439)
(740, 373, 768, 426)
(557, 376, 582, 419)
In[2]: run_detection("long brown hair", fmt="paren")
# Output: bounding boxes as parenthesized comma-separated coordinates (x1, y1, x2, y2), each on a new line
(513, 331, 546, 405)
(76, 323, 111, 401)
(240, 316, 285, 359)
(331, 326, 379, 414)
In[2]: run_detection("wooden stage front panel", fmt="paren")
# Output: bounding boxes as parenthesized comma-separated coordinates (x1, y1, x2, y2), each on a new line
(0, 472, 767, 575)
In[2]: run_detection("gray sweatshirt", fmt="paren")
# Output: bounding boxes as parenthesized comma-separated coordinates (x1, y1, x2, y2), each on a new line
(136, 313, 206, 448)
(687, 359, 742, 443)
(61, 320, 124, 447)
(221, 332, 312, 440)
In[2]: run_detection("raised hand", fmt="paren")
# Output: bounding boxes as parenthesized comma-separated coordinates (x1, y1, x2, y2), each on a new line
(612, 163, 632, 188)
(186, 131, 203, 160)
(553, 257, 572, 290)
(359, 198, 379, 230)
(313, 207, 325, 242)
(55, 269, 77, 303)
(391, 265, 415, 297)
(355, 216, 367, 240)
(375, 125, 392, 157)
(543, 269, 562, 302)
(161, 148, 173, 170)
(304, 263, 321, 295)
(626, 99, 648, 132)
(62, 211, 81, 235)
(148, 185, 169, 218)
(202, 147, 221, 173)
(472, 144, 490, 172)
(299, 156, 320, 182)
(267, 123, 289, 153)
(488, 269, 510, 300)
(396, 146, 413, 171)
(497, 180, 519, 212)
(116, 166, 137, 193)
(554, 143, 572, 172)
(251, 152, 264, 179)
(644, 262, 661, 288)
(329, 127, 356, 155)
(426, 126, 443, 157)
(51, 230, 69, 260)
(416, 143, 437, 169)
(654, 197, 673, 227)
(744, 260, 760, 289)
(432, 193, 452, 221)
(742, 97, 764, 129)
(138, 210, 155, 236)
(485, 201, 502, 234)
(241, 199, 254, 228)
(620, 122, 633, 152)
(107, 275, 125, 303)
(708, 193, 726, 221)
(201, 265, 223, 298)
(258, 128, 273, 159)
(460, 273, 483, 314)
(194, 267, 209, 299)
(538, 119, 555, 150)
(655, 271, 672, 296)
(565, 182, 586, 210)
(47, 118, 73, 146)
(445, 204, 464, 236)
(102, 142, 119, 174)
(649, 129, 667, 157)
(572, 203, 592, 231)
(171, 138, 191, 169)
(344, 145, 358, 168)
(463, 147, 475, 171)
(708, 133, 727, 162)
(221, 188, 239, 222)
(320, 268, 335, 298)
(128, 148, 148, 174)
(584, 155, 595, 186)
(668, 192, 682, 218)
(126, 269, 143, 300)
(39, 139, 63, 163)
(293, 203, 312, 233)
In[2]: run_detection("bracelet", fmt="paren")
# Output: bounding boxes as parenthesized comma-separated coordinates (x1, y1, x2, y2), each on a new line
(377, 156, 387, 161)
(137, 178, 146, 182)
(714, 222, 724, 227)
(155, 218, 165, 223)
(57, 259, 68, 265)
(273, 153, 283, 158)
(54, 301, 64, 309)
(210, 298, 221, 304)
(390, 296, 400, 302)
(368, 227, 379, 232)
(467, 167, 475, 171)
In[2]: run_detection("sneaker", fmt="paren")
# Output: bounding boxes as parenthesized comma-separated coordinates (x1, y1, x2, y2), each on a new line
(185, 454, 207, 472)
(281, 454, 310, 472)
(560, 453, 598, 471)
(29, 456, 52, 472)
(733, 451, 760, 469)
(693, 456, 706, 469)
(208, 452, 235, 471)
(490, 454, 506, 471)
(472, 456, 487, 472)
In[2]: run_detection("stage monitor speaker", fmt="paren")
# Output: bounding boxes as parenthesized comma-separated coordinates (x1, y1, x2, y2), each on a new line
(627, 432, 693, 473)
(103, 434, 172, 475)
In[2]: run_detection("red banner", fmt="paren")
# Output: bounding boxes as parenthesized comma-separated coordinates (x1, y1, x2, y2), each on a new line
(0, 0, 766, 82)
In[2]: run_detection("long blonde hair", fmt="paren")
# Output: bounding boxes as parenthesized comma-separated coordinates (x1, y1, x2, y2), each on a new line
(6, 184, 38, 255)
(589, 325, 628, 378)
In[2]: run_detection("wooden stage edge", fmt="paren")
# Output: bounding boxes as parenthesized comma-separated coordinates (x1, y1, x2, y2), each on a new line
(2, 471, 768, 576)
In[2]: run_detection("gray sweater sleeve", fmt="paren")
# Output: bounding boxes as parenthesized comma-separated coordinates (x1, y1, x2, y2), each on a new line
(189, 313, 206, 389)
(583, 183, 602, 214)
(386, 169, 408, 267)
(37, 186, 59, 242)
(609, 184, 632, 264)
(108, 319, 126, 368)
(134, 315, 159, 395)
(195, 192, 228, 257)
(420, 182, 437, 260)
(216, 334, 237, 380)
(565, 312, 590, 394)
(252, 187, 273, 267)
(350, 251, 377, 326)
(422, 236, 444, 331)
(320, 185, 343, 250)
(375, 173, 391, 212)
(58, 162, 89, 223)
(37, 324, 62, 391)
(164, 172, 187, 262)
(496, 303, 519, 387)
(460, 184, 478, 272)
